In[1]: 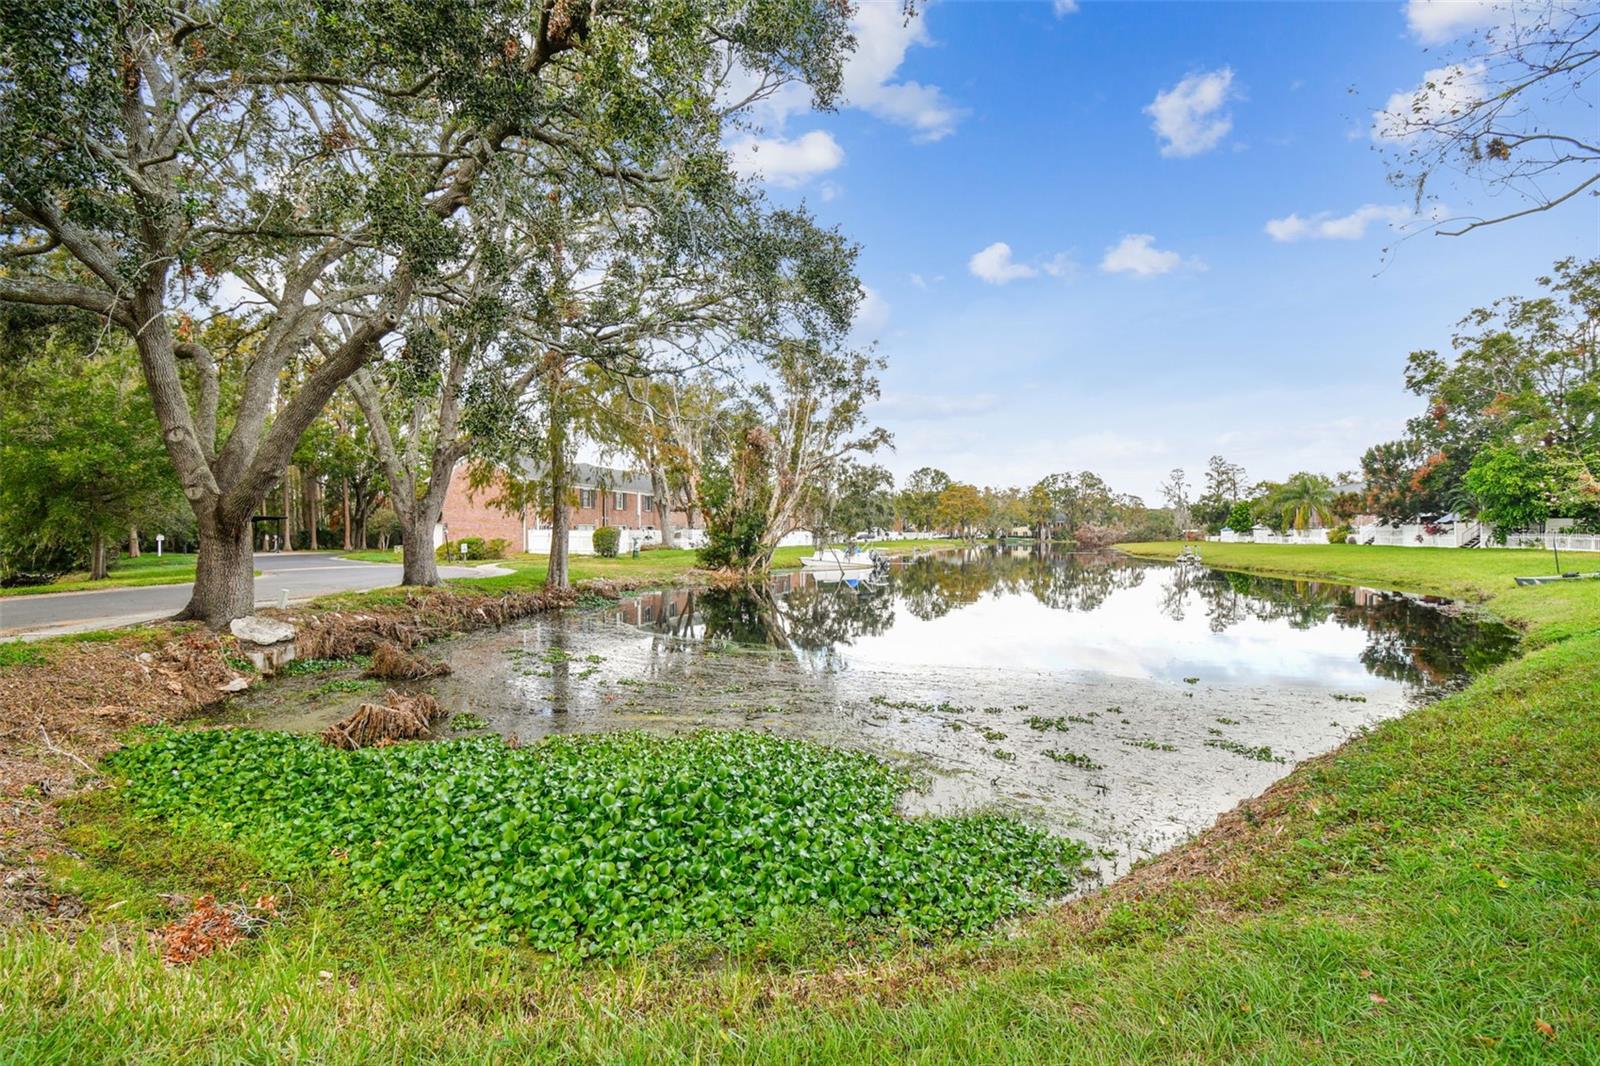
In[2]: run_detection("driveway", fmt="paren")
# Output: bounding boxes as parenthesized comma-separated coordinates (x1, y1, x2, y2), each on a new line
(0, 553, 512, 640)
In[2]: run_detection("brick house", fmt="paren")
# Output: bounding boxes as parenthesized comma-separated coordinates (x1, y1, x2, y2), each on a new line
(436, 460, 701, 553)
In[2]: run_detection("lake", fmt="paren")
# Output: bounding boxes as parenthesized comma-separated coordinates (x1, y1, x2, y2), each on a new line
(233, 548, 1518, 880)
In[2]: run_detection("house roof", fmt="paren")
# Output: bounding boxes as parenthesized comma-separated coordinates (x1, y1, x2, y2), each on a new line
(514, 458, 655, 495)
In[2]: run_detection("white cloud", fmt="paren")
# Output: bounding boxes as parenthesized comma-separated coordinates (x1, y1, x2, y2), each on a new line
(1040, 253, 1077, 278)
(1404, 0, 1505, 44)
(727, 130, 844, 187)
(1265, 203, 1416, 242)
(1372, 63, 1486, 141)
(969, 242, 1037, 284)
(1053, 0, 1080, 15)
(1145, 67, 1238, 158)
(1099, 234, 1187, 277)
(842, 4, 964, 142)
(967, 244, 1073, 285)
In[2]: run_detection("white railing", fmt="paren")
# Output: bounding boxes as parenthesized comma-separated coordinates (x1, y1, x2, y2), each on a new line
(1213, 527, 1329, 545)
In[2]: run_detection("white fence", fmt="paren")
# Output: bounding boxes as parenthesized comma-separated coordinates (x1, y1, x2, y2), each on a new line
(1214, 527, 1329, 545)
(1211, 521, 1598, 553)
(523, 527, 711, 554)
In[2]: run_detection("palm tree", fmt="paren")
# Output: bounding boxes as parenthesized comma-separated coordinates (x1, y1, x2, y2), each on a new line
(1274, 473, 1336, 531)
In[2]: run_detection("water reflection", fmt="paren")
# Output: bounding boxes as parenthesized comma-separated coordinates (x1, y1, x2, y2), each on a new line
(611, 548, 1516, 699)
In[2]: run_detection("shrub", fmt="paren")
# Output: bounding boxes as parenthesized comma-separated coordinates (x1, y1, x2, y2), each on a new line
(436, 536, 503, 561)
(1326, 524, 1352, 544)
(1224, 501, 1255, 535)
(592, 525, 621, 558)
(108, 729, 1087, 956)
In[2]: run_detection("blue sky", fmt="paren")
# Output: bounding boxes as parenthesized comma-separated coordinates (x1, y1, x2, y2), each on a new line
(731, 0, 1597, 501)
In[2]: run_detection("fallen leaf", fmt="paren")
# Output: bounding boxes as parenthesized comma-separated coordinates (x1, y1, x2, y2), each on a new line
(1358, 969, 1372, 978)
(1369, 993, 1387, 1005)
(318, 970, 334, 981)
(1535, 1019, 1555, 1039)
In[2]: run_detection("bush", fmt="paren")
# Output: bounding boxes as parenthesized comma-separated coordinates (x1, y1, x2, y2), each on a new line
(108, 729, 1088, 956)
(592, 525, 621, 558)
(1326, 524, 1352, 544)
(436, 536, 505, 561)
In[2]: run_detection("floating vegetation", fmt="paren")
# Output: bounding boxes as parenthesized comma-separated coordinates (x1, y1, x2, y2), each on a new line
(281, 657, 352, 677)
(992, 748, 1016, 762)
(110, 729, 1087, 955)
(312, 678, 381, 697)
(450, 711, 489, 731)
(1182, 677, 1200, 685)
(868, 694, 965, 715)
(1204, 738, 1284, 763)
(1043, 749, 1103, 770)
(1215, 716, 1240, 726)
(1025, 715, 1070, 732)
(1066, 714, 1094, 725)
(1122, 738, 1177, 752)
(1332, 693, 1368, 703)
(978, 727, 1008, 742)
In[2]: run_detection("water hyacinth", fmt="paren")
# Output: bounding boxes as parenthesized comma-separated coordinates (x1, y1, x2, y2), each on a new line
(109, 729, 1087, 956)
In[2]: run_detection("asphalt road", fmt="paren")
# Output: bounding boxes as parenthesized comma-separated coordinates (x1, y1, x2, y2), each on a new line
(0, 553, 504, 639)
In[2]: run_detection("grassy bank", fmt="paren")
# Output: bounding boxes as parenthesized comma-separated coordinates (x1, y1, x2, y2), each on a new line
(0, 554, 204, 598)
(3, 543, 1597, 1061)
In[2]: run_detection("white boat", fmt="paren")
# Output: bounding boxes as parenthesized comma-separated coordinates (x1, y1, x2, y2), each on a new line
(799, 547, 880, 572)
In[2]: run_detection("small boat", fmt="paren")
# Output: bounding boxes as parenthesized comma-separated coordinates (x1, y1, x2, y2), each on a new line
(1513, 571, 1600, 586)
(800, 547, 882, 572)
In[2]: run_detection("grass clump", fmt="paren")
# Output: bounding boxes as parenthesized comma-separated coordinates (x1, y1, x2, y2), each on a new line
(106, 728, 1086, 957)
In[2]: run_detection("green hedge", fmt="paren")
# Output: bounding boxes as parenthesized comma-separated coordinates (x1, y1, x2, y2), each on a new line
(592, 525, 621, 557)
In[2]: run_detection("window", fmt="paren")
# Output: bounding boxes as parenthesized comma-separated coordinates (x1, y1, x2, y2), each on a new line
(640, 494, 654, 514)
(612, 491, 627, 511)
(578, 488, 597, 509)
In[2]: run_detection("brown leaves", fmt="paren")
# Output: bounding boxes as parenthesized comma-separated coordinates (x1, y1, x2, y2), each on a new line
(156, 894, 277, 965)
(1535, 1018, 1556, 1039)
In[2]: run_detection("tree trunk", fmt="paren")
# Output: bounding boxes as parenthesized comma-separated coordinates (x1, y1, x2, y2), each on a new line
(341, 478, 352, 550)
(401, 510, 440, 586)
(546, 372, 570, 589)
(89, 531, 109, 580)
(548, 448, 570, 589)
(282, 466, 295, 551)
(179, 513, 255, 626)
(128, 527, 140, 558)
(306, 474, 319, 550)
(652, 469, 674, 547)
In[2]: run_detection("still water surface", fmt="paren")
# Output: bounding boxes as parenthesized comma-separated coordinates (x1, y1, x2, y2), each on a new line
(237, 549, 1517, 877)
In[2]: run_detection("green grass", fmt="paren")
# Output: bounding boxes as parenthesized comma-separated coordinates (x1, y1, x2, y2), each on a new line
(4, 541, 1597, 1061)
(0, 553, 268, 597)
(322, 538, 951, 603)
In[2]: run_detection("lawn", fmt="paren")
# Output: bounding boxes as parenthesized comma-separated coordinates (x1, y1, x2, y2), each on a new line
(340, 538, 953, 596)
(3, 542, 1596, 1062)
(0, 553, 205, 598)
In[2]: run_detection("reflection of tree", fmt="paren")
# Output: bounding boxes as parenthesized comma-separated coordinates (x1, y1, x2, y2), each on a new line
(1160, 566, 1518, 695)
(893, 546, 1149, 620)
(630, 576, 896, 670)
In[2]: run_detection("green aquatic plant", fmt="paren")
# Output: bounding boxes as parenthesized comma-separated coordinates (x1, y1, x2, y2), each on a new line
(450, 712, 489, 731)
(1024, 716, 1070, 732)
(107, 729, 1087, 956)
(1043, 749, 1103, 770)
(313, 678, 381, 697)
(1204, 738, 1285, 763)
(1122, 738, 1177, 752)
